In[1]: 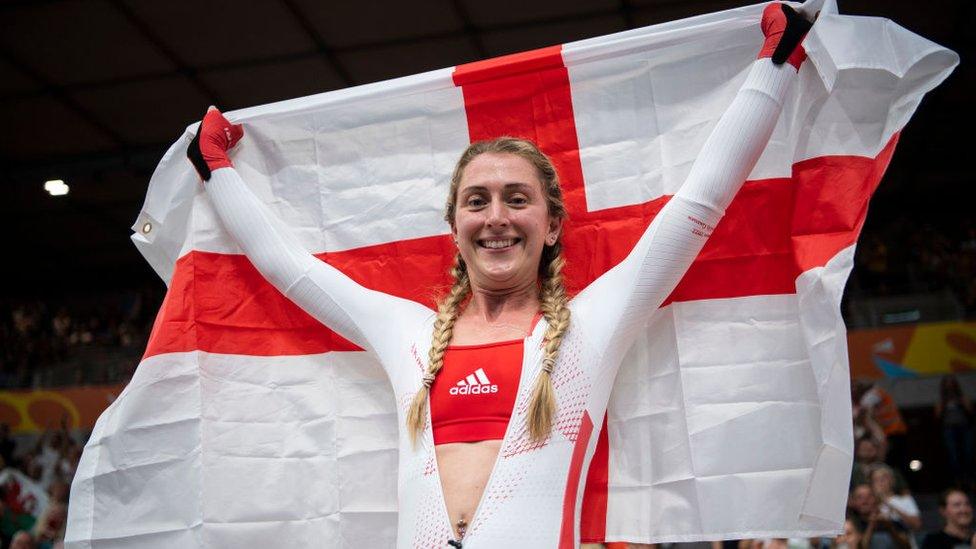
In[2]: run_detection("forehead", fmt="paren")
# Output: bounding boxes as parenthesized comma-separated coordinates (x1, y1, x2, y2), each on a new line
(949, 492, 969, 504)
(459, 153, 542, 191)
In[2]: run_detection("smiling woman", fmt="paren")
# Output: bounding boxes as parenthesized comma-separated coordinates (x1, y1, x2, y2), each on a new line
(410, 139, 570, 441)
(406, 139, 573, 543)
(184, 3, 814, 547)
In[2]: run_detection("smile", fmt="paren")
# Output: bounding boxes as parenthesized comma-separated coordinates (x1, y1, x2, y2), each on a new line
(478, 238, 521, 249)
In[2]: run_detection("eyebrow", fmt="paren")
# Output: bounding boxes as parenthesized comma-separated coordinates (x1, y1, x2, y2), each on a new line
(460, 183, 534, 194)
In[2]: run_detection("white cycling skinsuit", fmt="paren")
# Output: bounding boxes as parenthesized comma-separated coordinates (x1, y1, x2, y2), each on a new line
(203, 58, 797, 548)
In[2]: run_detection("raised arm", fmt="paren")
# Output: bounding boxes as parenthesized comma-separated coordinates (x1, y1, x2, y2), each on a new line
(572, 3, 813, 356)
(187, 108, 433, 364)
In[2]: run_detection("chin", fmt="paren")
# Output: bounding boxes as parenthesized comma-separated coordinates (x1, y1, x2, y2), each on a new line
(477, 266, 529, 286)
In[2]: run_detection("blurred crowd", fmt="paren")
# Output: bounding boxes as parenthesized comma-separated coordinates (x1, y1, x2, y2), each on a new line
(0, 286, 160, 388)
(0, 422, 82, 549)
(852, 218, 976, 315)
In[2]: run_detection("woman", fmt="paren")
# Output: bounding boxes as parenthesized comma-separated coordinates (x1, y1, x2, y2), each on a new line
(849, 483, 912, 549)
(935, 375, 974, 487)
(187, 4, 813, 547)
(870, 464, 922, 532)
(921, 489, 975, 549)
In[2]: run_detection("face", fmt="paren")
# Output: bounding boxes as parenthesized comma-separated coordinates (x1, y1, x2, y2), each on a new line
(943, 491, 973, 529)
(856, 439, 878, 463)
(851, 485, 876, 516)
(452, 153, 561, 292)
(870, 468, 894, 495)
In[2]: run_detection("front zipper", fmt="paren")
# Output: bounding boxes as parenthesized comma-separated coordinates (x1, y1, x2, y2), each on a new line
(447, 518, 467, 547)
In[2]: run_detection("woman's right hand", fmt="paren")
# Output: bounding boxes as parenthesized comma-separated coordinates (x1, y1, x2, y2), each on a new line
(187, 106, 244, 181)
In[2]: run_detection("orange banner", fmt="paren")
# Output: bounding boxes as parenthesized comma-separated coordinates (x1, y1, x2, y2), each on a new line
(848, 321, 976, 379)
(0, 384, 124, 434)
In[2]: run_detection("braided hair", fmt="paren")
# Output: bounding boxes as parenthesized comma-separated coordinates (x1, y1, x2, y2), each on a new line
(406, 137, 571, 445)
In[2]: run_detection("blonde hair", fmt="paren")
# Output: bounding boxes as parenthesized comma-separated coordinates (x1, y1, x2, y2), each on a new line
(406, 137, 571, 445)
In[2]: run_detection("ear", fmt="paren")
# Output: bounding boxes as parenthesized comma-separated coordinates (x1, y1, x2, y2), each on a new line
(546, 216, 563, 246)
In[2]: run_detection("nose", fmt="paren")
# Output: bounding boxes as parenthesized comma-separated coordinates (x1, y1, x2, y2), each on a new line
(486, 199, 509, 229)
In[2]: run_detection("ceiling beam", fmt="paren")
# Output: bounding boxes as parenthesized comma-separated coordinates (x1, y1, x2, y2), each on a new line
(277, 0, 356, 87)
(1, 4, 634, 102)
(106, 0, 224, 107)
(0, 48, 127, 147)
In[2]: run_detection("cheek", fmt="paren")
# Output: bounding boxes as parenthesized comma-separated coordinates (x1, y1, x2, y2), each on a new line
(453, 215, 480, 239)
(516, 211, 552, 241)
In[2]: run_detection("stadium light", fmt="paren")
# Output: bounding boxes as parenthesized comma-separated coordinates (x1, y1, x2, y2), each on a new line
(44, 179, 69, 196)
(909, 459, 922, 472)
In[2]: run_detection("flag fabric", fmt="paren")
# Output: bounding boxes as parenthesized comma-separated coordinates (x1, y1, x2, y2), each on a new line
(0, 468, 49, 518)
(66, 2, 956, 547)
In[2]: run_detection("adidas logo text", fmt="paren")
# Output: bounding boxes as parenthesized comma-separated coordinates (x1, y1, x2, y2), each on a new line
(449, 367, 499, 396)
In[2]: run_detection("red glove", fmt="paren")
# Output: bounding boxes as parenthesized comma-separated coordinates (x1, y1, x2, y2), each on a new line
(187, 106, 244, 181)
(758, 2, 814, 70)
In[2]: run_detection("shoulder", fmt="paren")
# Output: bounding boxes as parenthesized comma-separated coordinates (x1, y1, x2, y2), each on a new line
(921, 531, 956, 549)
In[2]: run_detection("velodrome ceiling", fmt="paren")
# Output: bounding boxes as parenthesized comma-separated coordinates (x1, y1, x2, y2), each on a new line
(0, 0, 971, 294)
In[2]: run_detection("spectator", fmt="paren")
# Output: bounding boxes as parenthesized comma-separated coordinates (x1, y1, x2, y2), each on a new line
(0, 286, 161, 390)
(858, 382, 909, 477)
(31, 480, 67, 549)
(853, 437, 908, 494)
(31, 502, 64, 549)
(921, 489, 974, 549)
(849, 483, 912, 549)
(854, 402, 889, 451)
(935, 376, 974, 488)
(32, 431, 66, 492)
(836, 517, 863, 549)
(870, 464, 922, 531)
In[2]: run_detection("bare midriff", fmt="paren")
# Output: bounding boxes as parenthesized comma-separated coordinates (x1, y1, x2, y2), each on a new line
(436, 439, 503, 538)
(431, 304, 542, 538)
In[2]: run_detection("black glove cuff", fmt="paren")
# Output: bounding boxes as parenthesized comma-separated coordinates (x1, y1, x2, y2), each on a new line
(187, 129, 212, 182)
(771, 3, 813, 65)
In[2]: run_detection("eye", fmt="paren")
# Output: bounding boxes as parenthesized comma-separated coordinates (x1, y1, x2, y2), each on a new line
(508, 194, 529, 206)
(465, 195, 487, 208)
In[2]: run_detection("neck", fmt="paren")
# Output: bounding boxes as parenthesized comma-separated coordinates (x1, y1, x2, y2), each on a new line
(946, 523, 971, 539)
(465, 279, 540, 323)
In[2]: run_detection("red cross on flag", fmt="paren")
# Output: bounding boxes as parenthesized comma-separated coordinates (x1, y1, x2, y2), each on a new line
(66, 3, 956, 548)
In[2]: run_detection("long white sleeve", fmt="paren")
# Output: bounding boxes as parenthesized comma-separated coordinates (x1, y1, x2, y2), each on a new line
(572, 59, 796, 358)
(206, 168, 433, 364)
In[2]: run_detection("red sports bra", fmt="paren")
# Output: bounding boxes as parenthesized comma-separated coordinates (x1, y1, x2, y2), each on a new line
(429, 339, 524, 444)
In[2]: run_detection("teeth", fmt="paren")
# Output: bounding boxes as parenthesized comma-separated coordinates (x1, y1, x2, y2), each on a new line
(483, 239, 514, 249)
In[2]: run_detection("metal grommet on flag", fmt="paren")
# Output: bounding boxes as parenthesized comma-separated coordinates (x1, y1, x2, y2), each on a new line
(133, 213, 158, 243)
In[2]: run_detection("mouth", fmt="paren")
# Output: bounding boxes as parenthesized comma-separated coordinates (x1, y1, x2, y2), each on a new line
(477, 237, 521, 250)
